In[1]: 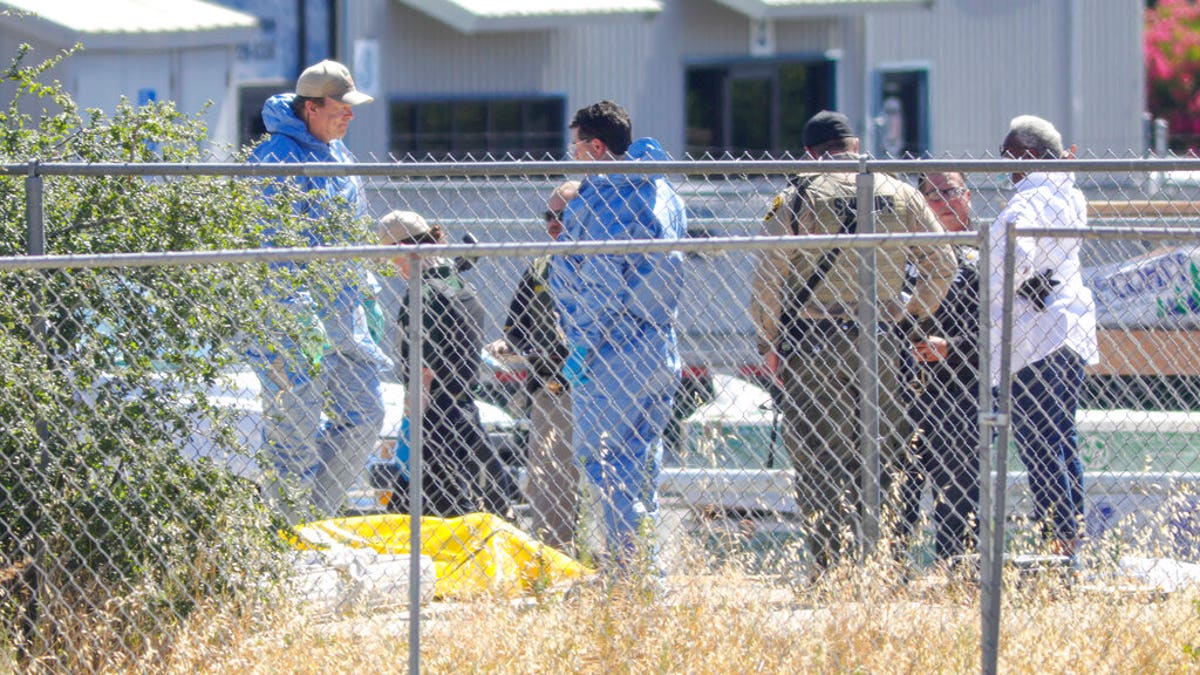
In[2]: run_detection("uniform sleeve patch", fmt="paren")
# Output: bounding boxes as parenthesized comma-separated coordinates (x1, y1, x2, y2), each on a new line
(764, 194, 784, 222)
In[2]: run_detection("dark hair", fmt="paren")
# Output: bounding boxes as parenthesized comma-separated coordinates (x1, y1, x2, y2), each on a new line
(806, 137, 856, 158)
(291, 95, 324, 119)
(569, 100, 632, 155)
(394, 223, 446, 246)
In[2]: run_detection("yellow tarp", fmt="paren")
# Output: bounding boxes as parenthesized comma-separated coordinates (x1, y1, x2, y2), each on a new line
(289, 512, 594, 599)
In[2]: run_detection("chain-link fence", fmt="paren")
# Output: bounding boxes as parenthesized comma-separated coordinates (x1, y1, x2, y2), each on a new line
(4, 158, 1200, 673)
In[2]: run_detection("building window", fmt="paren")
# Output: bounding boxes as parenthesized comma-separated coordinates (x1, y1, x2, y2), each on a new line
(685, 59, 835, 159)
(389, 96, 566, 160)
(873, 68, 929, 158)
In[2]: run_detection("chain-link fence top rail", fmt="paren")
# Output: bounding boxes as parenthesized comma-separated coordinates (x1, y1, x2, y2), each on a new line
(6, 158, 1200, 673)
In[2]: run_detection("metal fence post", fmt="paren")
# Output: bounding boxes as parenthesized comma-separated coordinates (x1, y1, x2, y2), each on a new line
(1147, 118, 1170, 196)
(26, 163, 43, 257)
(406, 250, 424, 675)
(1154, 117, 1169, 157)
(975, 194, 997, 675)
(21, 161, 47, 656)
(855, 157, 880, 554)
(979, 212, 1019, 675)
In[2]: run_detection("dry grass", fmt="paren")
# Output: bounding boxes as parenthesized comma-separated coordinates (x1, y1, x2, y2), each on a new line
(138, 562, 1200, 675)
(7, 519, 1200, 674)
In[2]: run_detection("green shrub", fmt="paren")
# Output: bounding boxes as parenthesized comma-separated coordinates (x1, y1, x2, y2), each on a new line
(0, 42, 366, 666)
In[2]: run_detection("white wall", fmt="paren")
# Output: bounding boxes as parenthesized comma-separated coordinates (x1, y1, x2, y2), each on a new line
(0, 29, 242, 153)
(342, 1, 664, 160)
(179, 47, 242, 153)
(72, 52, 172, 115)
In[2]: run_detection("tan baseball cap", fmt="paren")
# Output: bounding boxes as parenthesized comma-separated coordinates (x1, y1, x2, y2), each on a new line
(378, 210, 432, 244)
(295, 59, 373, 106)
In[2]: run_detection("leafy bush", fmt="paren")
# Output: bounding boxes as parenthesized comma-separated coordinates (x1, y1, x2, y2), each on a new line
(0, 43, 364, 665)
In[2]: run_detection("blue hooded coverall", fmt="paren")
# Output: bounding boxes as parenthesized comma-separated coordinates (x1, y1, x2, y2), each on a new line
(549, 138, 685, 569)
(248, 93, 392, 522)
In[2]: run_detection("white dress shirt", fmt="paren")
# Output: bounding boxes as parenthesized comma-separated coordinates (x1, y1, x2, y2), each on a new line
(988, 171, 1099, 386)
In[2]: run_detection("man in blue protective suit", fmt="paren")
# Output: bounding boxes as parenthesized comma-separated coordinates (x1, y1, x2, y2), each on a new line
(549, 100, 686, 576)
(247, 60, 393, 523)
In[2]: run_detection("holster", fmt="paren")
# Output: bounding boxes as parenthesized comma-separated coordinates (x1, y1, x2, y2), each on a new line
(1016, 270, 1061, 311)
(525, 352, 568, 395)
(778, 317, 862, 356)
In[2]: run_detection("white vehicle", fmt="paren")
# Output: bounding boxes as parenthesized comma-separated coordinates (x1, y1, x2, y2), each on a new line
(666, 373, 1200, 557)
(181, 368, 526, 512)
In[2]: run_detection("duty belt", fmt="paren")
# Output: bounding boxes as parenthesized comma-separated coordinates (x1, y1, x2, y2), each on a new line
(787, 299, 907, 322)
(778, 317, 888, 356)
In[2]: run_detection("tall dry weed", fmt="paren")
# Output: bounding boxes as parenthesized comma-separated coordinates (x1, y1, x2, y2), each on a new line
(147, 561, 1199, 674)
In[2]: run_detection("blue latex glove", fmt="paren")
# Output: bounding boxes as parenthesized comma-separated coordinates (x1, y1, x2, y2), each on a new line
(562, 345, 590, 387)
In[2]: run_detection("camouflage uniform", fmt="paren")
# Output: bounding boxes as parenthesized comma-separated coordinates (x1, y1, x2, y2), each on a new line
(750, 166, 955, 572)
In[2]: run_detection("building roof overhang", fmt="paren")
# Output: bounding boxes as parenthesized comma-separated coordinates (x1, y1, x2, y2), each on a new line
(392, 0, 663, 35)
(709, 0, 932, 20)
(0, 0, 258, 51)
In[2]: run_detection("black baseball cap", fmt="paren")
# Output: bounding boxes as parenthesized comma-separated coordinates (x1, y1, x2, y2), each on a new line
(802, 110, 856, 148)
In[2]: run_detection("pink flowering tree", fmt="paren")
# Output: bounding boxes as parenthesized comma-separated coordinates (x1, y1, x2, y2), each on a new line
(1147, 0, 1200, 152)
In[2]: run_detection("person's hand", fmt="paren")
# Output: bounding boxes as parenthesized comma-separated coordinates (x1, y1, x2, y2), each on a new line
(562, 345, 590, 387)
(912, 336, 949, 363)
(766, 349, 780, 376)
(763, 349, 786, 393)
(486, 339, 511, 357)
(421, 366, 434, 411)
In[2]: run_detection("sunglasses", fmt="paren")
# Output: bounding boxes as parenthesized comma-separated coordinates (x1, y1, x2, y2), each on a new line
(543, 209, 564, 222)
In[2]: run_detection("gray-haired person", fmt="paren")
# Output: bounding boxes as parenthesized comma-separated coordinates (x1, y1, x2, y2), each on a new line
(989, 115, 1098, 559)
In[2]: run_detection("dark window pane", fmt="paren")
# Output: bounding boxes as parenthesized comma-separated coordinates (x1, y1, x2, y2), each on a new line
(455, 101, 488, 154)
(730, 78, 772, 153)
(685, 60, 834, 158)
(238, 84, 280, 148)
(389, 103, 417, 155)
(523, 99, 564, 158)
(779, 65, 812, 154)
(686, 68, 724, 156)
(388, 97, 564, 160)
(524, 99, 561, 133)
(419, 103, 453, 154)
(491, 100, 521, 132)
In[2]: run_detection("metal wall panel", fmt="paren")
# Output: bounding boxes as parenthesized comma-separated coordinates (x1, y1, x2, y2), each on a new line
(869, 0, 1142, 157)
(1077, 0, 1145, 155)
(338, 0, 1144, 159)
(179, 47, 242, 151)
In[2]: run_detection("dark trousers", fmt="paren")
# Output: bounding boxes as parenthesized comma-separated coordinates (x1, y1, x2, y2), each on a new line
(1012, 348, 1085, 545)
(902, 375, 981, 559)
(780, 326, 909, 572)
(398, 392, 513, 518)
